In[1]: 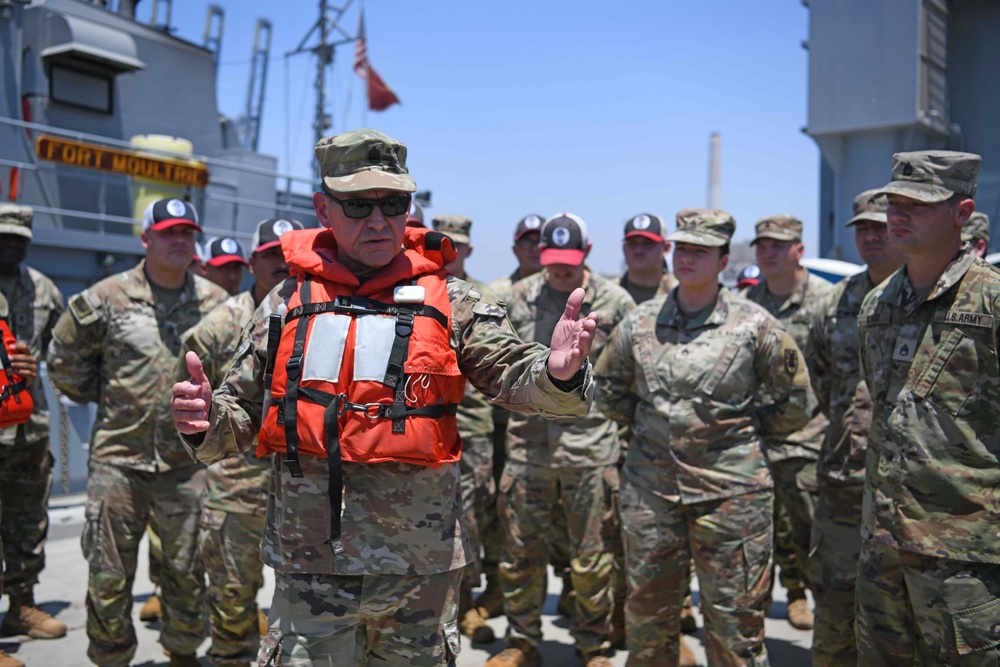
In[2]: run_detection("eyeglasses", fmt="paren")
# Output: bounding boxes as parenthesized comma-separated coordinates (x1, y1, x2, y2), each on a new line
(324, 191, 412, 219)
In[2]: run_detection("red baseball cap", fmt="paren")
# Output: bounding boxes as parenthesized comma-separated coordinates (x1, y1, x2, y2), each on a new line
(540, 213, 589, 266)
(142, 198, 203, 233)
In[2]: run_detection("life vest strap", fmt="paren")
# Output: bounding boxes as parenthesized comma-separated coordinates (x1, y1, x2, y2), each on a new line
(285, 296, 448, 330)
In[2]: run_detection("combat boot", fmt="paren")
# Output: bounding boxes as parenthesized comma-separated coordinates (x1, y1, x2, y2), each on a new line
(786, 589, 814, 630)
(459, 586, 496, 643)
(475, 574, 504, 619)
(0, 648, 24, 667)
(1, 590, 67, 639)
(679, 637, 698, 667)
(484, 638, 540, 667)
(140, 591, 162, 622)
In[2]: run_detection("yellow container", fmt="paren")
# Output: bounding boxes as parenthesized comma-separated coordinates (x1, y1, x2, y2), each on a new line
(129, 135, 203, 233)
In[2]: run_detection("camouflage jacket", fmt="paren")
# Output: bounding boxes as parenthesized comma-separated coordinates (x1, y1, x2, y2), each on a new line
(595, 288, 814, 504)
(505, 270, 635, 468)
(742, 271, 834, 461)
(48, 261, 228, 471)
(178, 289, 270, 514)
(182, 265, 592, 577)
(807, 271, 879, 486)
(0, 266, 64, 446)
(859, 246, 1000, 564)
(453, 274, 495, 439)
(615, 270, 679, 305)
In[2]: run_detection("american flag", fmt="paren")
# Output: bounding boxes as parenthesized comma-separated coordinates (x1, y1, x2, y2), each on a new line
(354, 8, 400, 111)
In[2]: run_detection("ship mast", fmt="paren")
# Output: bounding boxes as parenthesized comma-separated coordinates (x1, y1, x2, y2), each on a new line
(286, 0, 357, 181)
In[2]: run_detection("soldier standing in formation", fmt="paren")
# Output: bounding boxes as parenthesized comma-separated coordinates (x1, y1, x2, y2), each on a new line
(857, 150, 1000, 665)
(595, 208, 814, 667)
(805, 189, 904, 666)
(171, 128, 599, 667)
(479, 213, 548, 623)
(47, 198, 228, 667)
(431, 213, 499, 644)
(0, 205, 64, 667)
(962, 210, 990, 259)
(616, 213, 678, 303)
(488, 213, 634, 667)
(178, 217, 303, 667)
(742, 214, 833, 630)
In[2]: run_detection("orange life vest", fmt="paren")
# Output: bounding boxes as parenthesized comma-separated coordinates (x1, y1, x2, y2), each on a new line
(256, 227, 466, 553)
(0, 319, 32, 428)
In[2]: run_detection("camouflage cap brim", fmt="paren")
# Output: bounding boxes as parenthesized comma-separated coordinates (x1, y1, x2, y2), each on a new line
(442, 232, 470, 245)
(322, 169, 417, 194)
(0, 223, 32, 239)
(874, 180, 955, 204)
(846, 211, 888, 227)
(750, 230, 800, 245)
(666, 229, 727, 247)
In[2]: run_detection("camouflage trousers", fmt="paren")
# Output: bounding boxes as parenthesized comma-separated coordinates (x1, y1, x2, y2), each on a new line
(81, 461, 206, 667)
(857, 540, 1000, 666)
(0, 439, 53, 597)
(768, 457, 816, 593)
(258, 568, 461, 666)
(0, 438, 53, 594)
(807, 481, 863, 667)
(459, 434, 496, 589)
(497, 461, 618, 653)
(619, 475, 773, 667)
(199, 508, 267, 667)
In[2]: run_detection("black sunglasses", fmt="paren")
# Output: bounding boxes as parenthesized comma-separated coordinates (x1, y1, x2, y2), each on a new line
(324, 191, 412, 219)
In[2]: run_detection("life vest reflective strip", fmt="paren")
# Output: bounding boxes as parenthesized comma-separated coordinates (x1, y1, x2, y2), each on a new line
(258, 272, 464, 554)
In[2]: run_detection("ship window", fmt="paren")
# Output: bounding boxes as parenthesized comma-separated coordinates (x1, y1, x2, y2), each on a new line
(49, 64, 112, 114)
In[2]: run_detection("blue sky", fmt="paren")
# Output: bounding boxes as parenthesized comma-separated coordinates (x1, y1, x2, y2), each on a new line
(171, 1, 819, 280)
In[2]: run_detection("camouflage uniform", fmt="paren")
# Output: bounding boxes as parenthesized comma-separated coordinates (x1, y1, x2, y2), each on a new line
(858, 244, 1000, 665)
(182, 265, 592, 667)
(805, 271, 876, 666)
(0, 266, 63, 598)
(742, 270, 833, 596)
(500, 269, 634, 654)
(616, 270, 678, 305)
(47, 261, 227, 666)
(595, 285, 814, 667)
(179, 289, 270, 667)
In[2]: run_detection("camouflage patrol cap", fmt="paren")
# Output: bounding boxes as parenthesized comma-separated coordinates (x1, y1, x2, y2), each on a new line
(751, 214, 802, 245)
(874, 150, 980, 203)
(962, 211, 990, 244)
(0, 204, 33, 240)
(315, 128, 417, 194)
(432, 214, 473, 245)
(624, 213, 665, 242)
(667, 209, 735, 247)
(846, 189, 888, 227)
(514, 214, 544, 241)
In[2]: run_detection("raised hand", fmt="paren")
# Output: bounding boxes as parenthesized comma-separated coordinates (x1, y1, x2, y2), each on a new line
(172, 351, 213, 434)
(547, 287, 600, 381)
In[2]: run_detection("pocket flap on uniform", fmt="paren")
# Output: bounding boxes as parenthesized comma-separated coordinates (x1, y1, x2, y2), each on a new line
(951, 596, 1000, 655)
